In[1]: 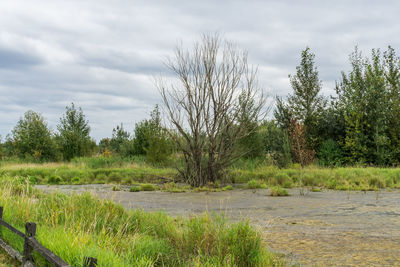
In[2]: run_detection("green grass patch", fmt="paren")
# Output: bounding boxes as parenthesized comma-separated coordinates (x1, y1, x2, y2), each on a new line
(247, 179, 267, 189)
(269, 186, 289, 197)
(139, 183, 157, 191)
(222, 185, 234, 191)
(0, 178, 283, 266)
(2, 158, 400, 191)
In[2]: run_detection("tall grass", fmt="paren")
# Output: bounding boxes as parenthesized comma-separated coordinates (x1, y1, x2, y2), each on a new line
(2, 157, 400, 190)
(0, 159, 176, 185)
(0, 178, 283, 266)
(228, 165, 400, 190)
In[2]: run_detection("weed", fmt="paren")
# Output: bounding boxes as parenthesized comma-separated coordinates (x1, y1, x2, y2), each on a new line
(129, 186, 141, 192)
(269, 186, 289, 197)
(163, 182, 186, 193)
(247, 179, 267, 189)
(111, 185, 121, 191)
(139, 184, 156, 191)
(222, 185, 233, 191)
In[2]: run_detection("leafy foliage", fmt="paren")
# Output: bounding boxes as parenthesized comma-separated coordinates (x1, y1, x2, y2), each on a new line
(335, 47, 400, 165)
(317, 139, 343, 167)
(57, 103, 94, 161)
(10, 110, 57, 161)
(134, 105, 171, 164)
(287, 47, 326, 150)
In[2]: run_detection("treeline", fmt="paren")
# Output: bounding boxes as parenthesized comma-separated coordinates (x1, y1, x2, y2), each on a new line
(269, 46, 400, 167)
(0, 103, 95, 161)
(1, 45, 400, 168)
(0, 103, 172, 163)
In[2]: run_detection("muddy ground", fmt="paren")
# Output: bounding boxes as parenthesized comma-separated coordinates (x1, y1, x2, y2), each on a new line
(36, 185, 400, 267)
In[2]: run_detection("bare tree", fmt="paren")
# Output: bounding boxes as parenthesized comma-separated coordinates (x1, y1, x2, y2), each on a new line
(157, 34, 266, 186)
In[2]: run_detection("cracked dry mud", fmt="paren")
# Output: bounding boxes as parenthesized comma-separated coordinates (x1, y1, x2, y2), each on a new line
(36, 185, 400, 267)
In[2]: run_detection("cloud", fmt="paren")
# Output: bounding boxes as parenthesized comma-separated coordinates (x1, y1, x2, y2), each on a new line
(0, 0, 400, 140)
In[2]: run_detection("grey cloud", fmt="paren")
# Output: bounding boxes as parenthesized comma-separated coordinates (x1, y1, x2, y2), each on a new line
(0, 48, 43, 68)
(1, 0, 400, 140)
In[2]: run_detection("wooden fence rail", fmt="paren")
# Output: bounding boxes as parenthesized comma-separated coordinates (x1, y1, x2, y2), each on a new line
(0, 207, 97, 267)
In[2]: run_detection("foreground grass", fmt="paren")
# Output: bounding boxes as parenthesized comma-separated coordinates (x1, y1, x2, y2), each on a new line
(1, 157, 400, 191)
(0, 248, 17, 267)
(0, 178, 283, 267)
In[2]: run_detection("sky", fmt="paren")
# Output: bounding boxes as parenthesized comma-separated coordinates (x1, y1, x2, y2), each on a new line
(1, 0, 399, 141)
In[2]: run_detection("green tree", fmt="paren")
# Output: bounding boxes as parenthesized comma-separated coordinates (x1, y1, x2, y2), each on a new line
(110, 123, 131, 154)
(133, 105, 171, 163)
(383, 46, 400, 164)
(274, 96, 292, 130)
(57, 103, 93, 161)
(317, 139, 343, 167)
(11, 110, 56, 161)
(335, 48, 388, 165)
(287, 47, 326, 150)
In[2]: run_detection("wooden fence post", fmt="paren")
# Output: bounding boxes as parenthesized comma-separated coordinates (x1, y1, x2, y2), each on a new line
(22, 222, 36, 266)
(83, 256, 97, 267)
(0, 207, 3, 238)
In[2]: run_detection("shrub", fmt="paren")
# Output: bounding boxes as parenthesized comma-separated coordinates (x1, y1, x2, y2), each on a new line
(129, 186, 141, 192)
(47, 175, 62, 184)
(112, 185, 121, 191)
(71, 177, 80, 184)
(139, 184, 156, 191)
(317, 139, 343, 167)
(269, 186, 289, 196)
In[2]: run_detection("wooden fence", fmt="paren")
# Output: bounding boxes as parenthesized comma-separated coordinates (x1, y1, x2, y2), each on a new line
(0, 207, 97, 267)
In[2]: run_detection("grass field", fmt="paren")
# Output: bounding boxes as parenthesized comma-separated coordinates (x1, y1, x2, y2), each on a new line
(0, 248, 17, 267)
(1, 157, 400, 191)
(0, 178, 283, 266)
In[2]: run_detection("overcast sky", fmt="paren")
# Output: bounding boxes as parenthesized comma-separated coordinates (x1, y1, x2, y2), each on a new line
(1, 0, 399, 141)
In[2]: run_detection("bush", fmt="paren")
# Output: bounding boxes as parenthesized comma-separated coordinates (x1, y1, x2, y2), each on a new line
(269, 186, 289, 196)
(129, 186, 141, 192)
(317, 139, 343, 167)
(112, 185, 121, 191)
(47, 175, 62, 184)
